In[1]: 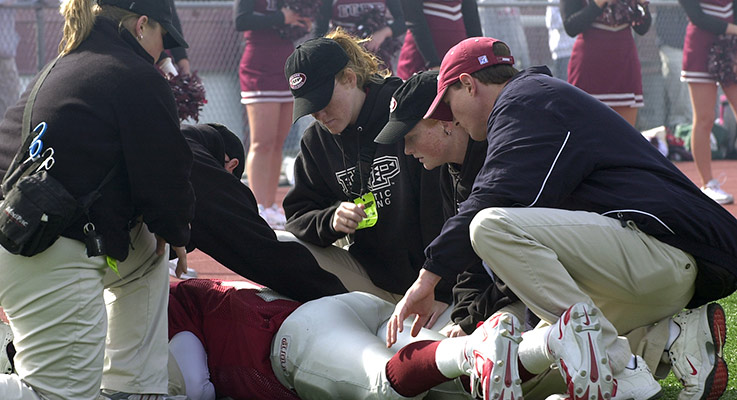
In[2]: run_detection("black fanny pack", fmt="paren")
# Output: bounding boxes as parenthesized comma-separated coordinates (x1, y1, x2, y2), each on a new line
(0, 170, 80, 256)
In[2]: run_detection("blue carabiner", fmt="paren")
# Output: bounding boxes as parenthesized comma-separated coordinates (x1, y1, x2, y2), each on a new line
(28, 122, 48, 161)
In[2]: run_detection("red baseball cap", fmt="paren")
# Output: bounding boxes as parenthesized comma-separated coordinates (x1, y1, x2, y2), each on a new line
(424, 37, 515, 121)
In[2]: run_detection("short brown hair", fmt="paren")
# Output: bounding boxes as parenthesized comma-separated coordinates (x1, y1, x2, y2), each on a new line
(450, 41, 519, 89)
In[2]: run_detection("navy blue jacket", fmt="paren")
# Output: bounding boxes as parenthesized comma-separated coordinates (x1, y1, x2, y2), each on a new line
(424, 66, 737, 307)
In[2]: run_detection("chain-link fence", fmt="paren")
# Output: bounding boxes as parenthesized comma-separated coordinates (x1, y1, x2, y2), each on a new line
(0, 0, 725, 160)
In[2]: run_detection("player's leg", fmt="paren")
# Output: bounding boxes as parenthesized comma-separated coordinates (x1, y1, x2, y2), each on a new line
(385, 312, 523, 400)
(168, 331, 215, 400)
(271, 292, 469, 399)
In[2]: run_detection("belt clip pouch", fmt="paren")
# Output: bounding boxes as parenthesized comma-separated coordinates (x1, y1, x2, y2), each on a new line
(0, 171, 79, 256)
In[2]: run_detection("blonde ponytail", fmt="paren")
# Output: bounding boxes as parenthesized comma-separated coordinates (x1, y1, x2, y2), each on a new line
(58, 0, 101, 55)
(325, 28, 391, 88)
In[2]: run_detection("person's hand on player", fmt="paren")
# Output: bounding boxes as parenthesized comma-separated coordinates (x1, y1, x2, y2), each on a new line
(386, 269, 443, 347)
(332, 202, 367, 234)
(440, 323, 468, 338)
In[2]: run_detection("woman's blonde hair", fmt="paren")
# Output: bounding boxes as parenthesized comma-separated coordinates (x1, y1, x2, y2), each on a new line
(325, 28, 391, 88)
(58, 0, 147, 55)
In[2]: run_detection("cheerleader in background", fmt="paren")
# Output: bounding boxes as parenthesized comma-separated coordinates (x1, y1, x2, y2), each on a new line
(234, 0, 315, 229)
(314, 0, 406, 71)
(562, 0, 651, 126)
(679, 0, 737, 204)
(396, 0, 482, 80)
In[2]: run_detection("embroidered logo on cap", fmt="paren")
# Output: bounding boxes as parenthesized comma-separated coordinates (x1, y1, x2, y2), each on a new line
(478, 55, 489, 65)
(289, 73, 307, 90)
(390, 97, 398, 113)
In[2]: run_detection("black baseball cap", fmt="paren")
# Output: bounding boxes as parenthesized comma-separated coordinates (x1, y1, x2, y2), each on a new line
(208, 123, 246, 179)
(374, 71, 453, 144)
(285, 38, 349, 123)
(97, 0, 188, 49)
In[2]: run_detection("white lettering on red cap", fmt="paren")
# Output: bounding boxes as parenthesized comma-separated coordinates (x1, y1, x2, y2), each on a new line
(289, 73, 307, 90)
(390, 97, 398, 113)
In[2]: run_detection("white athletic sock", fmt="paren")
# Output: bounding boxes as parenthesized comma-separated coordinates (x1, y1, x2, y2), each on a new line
(665, 319, 681, 351)
(518, 326, 554, 374)
(435, 336, 471, 378)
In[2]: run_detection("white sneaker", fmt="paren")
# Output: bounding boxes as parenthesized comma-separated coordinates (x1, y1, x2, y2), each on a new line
(465, 313, 523, 400)
(669, 303, 728, 400)
(611, 356, 662, 400)
(0, 322, 13, 374)
(258, 204, 286, 230)
(547, 303, 613, 400)
(701, 179, 733, 205)
(546, 356, 661, 400)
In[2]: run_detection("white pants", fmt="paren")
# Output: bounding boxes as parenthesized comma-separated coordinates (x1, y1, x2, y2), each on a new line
(470, 208, 697, 372)
(270, 292, 470, 400)
(0, 224, 170, 400)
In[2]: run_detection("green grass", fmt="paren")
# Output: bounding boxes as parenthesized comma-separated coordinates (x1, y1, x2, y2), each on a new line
(658, 292, 737, 399)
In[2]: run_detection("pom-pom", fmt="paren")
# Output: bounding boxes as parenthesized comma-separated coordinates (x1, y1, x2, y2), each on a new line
(708, 34, 737, 86)
(354, 7, 401, 70)
(277, 0, 322, 41)
(601, 0, 647, 26)
(168, 72, 207, 123)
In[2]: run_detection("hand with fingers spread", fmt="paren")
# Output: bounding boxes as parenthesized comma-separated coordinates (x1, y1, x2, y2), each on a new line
(386, 269, 443, 348)
(331, 202, 367, 234)
(156, 234, 189, 278)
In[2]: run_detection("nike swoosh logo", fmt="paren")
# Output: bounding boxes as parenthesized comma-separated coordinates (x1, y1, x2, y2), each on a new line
(687, 357, 698, 376)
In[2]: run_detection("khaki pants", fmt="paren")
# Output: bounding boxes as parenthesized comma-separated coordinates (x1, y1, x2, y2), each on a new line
(275, 231, 404, 303)
(469, 207, 696, 373)
(0, 224, 170, 400)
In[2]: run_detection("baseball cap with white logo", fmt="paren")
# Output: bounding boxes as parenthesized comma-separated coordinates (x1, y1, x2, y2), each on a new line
(285, 38, 349, 123)
(424, 37, 514, 121)
(375, 71, 452, 144)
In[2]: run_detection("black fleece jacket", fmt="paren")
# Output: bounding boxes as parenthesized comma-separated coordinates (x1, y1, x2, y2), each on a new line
(442, 139, 525, 334)
(182, 125, 347, 302)
(0, 18, 194, 261)
(284, 76, 451, 302)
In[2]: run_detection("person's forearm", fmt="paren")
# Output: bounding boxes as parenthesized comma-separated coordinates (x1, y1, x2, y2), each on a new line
(418, 268, 442, 289)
